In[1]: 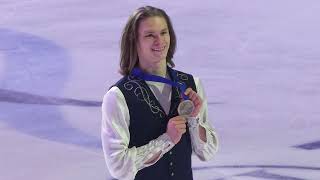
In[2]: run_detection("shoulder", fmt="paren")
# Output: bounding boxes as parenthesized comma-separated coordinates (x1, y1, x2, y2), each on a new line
(103, 76, 130, 98)
(102, 86, 125, 105)
(113, 76, 130, 87)
(174, 68, 194, 79)
(102, 76, 129, 105)
(171, 67, 203, 92)
(169, 67, 194, 82)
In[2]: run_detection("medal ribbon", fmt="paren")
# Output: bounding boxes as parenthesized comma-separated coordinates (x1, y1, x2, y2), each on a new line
(131, 67, 189, 100)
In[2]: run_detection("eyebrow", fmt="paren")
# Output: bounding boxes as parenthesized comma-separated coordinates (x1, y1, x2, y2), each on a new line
(143, 28, 168, 34)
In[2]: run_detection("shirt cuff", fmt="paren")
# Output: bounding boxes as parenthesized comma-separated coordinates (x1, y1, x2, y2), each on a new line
(157, 133, 175, 154)
(136, 133, 175, 169)
(187, 116, 200, 128)
(187, 116, 207, 146)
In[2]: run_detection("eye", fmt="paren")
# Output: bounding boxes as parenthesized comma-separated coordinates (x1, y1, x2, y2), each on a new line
(145, 34, 154, 38)
(161, 31, 168, 35)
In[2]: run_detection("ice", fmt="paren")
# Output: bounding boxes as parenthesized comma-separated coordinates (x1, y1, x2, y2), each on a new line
(1, 0, 319, 179)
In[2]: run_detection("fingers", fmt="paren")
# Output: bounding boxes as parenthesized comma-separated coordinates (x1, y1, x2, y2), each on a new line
(184, 88, 196, 102)
(168, 116, 187, 134)
(184, 88, 203, 117)
(184, 88, 192, 96)
(178, 128, 186, 134)
(175, 124, 186, 134)
(170, 116, 186, 124)
(175, 123, 186, 129)
(185, 88, 202, 104)
(189, 91, 197, 102)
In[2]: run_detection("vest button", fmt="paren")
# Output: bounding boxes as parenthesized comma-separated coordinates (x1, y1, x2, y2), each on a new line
(169, 151, 172, 155)
(170, 162, 173, 166)
(171, 172, 174, 176)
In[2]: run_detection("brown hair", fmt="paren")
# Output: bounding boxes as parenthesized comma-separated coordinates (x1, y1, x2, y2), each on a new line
(119, 6, 176, 76)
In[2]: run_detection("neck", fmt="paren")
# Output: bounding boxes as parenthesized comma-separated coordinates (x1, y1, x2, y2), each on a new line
(150, 66, 167, 77)
(139, 60, 167, 78)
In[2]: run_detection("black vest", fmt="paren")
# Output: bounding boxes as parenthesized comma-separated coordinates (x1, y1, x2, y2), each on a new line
(114, 67, 197, 180)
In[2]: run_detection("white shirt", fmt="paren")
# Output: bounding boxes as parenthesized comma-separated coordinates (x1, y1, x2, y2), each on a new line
(101, 76, 218, 180)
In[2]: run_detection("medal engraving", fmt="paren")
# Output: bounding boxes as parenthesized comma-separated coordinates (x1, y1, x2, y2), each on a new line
(178, 100, 194, 116)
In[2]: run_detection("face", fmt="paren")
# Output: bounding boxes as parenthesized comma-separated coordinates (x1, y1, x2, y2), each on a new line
(136, 16, 170, 71)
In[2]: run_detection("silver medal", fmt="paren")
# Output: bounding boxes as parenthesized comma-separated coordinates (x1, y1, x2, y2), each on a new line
(178, 100, 195, 117)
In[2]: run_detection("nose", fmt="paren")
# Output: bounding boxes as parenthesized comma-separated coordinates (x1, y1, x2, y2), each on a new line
(154, 34, 164, 45)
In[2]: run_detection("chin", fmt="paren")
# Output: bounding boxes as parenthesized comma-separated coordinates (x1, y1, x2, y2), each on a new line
(151, 58, 165, 68)
(153, 54, 167, 60)
(156, 57, 166, 63)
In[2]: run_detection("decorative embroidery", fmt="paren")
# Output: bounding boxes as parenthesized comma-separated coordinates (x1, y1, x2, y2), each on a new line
(176, 71, 189, 81)
(123, 75, 165, 118)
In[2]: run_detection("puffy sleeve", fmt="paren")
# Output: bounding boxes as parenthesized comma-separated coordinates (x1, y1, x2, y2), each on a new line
(101, 86, 175, 180)
(187, 77, 219, 161)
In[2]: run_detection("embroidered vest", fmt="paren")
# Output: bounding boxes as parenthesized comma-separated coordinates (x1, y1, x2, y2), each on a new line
(115, 67, 197, 180)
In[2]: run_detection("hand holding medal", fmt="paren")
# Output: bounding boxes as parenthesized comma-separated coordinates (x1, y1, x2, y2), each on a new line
(178, 88, 202, 117)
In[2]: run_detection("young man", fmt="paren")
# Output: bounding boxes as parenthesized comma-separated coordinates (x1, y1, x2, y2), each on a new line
(101, 6, 218, 180)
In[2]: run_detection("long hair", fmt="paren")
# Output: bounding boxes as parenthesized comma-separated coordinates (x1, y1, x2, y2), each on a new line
(119, 6, 176, 76)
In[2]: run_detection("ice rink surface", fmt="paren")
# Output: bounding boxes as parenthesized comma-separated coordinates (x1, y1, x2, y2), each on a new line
(1, 0, 319, 179)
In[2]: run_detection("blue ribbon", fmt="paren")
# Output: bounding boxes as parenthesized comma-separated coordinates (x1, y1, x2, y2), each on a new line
(131, 67, 189, 100)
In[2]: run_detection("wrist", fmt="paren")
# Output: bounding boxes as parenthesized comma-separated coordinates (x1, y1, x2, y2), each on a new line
(162, 133, 175, 145)
(187, 116, 200, 128)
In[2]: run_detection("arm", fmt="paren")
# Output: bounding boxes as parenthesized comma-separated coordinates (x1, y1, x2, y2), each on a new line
(185, 78, 219, 161)
(101, 87, 174, 179)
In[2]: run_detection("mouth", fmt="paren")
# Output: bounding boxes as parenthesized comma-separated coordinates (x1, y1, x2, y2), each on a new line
(151, 46, 166, 52)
